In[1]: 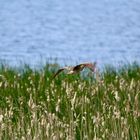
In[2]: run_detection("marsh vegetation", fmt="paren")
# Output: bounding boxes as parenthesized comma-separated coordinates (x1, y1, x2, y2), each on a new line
(0, 63, 140, 140)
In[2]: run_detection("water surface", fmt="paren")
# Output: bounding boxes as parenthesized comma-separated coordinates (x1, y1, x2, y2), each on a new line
(0, 0, 140, 67)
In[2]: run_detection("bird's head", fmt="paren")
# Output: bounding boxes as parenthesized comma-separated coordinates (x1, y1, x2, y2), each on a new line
(85, 62, 97, 72)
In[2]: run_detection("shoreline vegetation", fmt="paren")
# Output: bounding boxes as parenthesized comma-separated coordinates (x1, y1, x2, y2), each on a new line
(0, 62, 140, 140)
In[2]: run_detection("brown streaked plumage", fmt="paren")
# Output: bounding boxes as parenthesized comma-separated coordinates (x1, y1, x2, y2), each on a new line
(52, 62, 96, 79)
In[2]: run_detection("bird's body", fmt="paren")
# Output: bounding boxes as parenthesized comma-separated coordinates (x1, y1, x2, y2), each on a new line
(52, 62, 96, 79)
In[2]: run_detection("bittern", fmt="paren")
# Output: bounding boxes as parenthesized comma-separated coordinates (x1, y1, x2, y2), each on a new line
(52, 62, 96, 79)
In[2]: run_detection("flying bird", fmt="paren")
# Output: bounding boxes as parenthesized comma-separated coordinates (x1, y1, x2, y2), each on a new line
(52, 62, 96, 79)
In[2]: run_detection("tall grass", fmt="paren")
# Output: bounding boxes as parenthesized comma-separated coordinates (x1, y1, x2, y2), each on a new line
(0, 63, 140, 140)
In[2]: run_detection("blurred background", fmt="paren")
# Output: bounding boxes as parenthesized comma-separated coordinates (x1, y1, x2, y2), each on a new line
(0, 0, 140, 68)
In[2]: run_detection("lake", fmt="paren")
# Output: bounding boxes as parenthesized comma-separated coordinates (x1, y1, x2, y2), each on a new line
(0, 0, 140, 68)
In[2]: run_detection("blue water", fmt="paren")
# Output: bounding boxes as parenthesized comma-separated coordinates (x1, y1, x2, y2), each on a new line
(0, 0, 140, 67)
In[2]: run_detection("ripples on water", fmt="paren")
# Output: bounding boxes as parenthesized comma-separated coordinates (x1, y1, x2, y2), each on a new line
(0, 0, 140, 67)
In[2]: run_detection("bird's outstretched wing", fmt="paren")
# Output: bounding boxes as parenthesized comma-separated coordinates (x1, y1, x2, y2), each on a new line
(52, 68, 65, 79)
(73, 64, 85, 71)
(73, 62, 97, 72)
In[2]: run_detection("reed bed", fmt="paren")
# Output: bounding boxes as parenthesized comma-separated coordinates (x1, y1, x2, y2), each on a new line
(0, 63, 140, 140)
